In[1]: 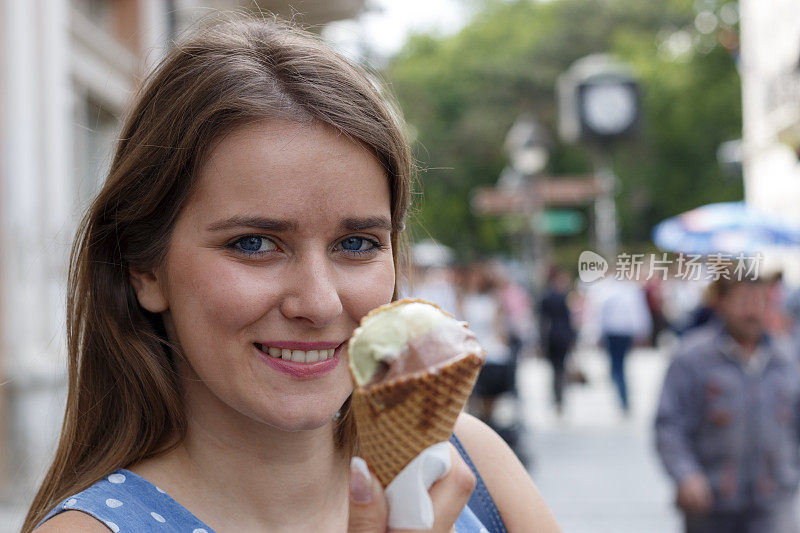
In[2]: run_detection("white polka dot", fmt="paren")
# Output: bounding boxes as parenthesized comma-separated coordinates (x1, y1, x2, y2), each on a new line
(151, 511, 166, 523)
(108, 473, 126, 484)
(105, 498, 123, 508)
(64, 498, 77, 508)
(193, 529, 208, 533)
(155, 486, 166, 493)
(105, 521, 120, 533)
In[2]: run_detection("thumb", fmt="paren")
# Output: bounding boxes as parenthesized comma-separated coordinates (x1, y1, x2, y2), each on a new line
(347, 457, 389, 533)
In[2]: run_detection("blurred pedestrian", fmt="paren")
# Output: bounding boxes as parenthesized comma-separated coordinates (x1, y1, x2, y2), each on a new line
(538, 267, 575, 415)
(599, 277, 652, 414)
(645, 276, 670, 347)
(461, 263, 514, 428)
(407, 240, 458, 316)
(655, 275, 800, 533)
(663, 266, 710, 336)
(493, 262, 536, 363)
(680, 283, 718, 336)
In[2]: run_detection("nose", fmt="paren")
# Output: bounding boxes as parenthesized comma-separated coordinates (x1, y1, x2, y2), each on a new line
(279, 254, 343, 327)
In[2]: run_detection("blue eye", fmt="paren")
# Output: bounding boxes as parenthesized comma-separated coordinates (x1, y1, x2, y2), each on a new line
(337, 237, 378, 254)
(230, 236, 277, 255)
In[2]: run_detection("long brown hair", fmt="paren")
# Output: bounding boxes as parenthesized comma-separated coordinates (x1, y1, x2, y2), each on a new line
(23, 13, 412, 532)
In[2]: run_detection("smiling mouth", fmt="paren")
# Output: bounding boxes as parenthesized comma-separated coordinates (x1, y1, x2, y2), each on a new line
(254, 344, 338, 364)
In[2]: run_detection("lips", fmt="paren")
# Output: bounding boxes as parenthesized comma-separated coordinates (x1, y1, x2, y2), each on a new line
(254, 342, 343, 379)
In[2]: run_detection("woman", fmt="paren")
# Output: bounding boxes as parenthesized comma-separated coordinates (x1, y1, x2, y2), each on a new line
(461, 264, 512, 419)
(24, 15, 560, 533)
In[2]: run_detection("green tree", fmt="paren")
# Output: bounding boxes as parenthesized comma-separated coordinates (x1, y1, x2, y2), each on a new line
(387, 0, 742, 259)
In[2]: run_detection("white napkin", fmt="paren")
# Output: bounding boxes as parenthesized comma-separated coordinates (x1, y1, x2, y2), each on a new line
(384, 441, 452, 530)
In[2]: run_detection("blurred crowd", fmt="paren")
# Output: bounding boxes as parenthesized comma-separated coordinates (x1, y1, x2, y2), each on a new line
(406, 244, 800, 533)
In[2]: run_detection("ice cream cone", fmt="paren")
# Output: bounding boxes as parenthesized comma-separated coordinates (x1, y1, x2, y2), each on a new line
(348, 299, 485, 487)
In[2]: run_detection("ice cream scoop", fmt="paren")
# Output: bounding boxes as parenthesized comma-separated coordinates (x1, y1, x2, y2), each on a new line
(349, 299, 483, 388)
(347, 298, 485, 487)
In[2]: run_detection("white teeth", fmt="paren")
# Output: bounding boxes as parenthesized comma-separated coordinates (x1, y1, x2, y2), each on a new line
(259, 345, 337, 362)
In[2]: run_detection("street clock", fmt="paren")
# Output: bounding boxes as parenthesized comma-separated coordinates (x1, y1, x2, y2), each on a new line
(580, 81, 639, 137)
(558, 55, 641, 144)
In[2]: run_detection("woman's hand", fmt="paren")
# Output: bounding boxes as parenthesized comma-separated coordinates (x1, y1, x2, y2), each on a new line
(347, 443, 477, 533)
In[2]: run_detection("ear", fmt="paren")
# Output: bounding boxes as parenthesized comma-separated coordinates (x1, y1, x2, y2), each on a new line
(129, 268, 169, 313)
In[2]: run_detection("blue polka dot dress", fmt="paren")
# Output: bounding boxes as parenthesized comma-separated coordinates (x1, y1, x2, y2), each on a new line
(37, 470, 213, 532)
(37, 466, 492, 532)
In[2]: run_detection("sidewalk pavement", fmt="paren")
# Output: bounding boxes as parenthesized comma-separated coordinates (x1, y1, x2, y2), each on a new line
(503, 345, 683, 533)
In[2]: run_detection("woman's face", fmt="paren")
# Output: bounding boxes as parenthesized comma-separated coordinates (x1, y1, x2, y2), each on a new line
(133, 120, 395, 431)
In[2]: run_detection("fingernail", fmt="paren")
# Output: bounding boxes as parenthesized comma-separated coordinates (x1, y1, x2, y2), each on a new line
(350, 456, 372, 503)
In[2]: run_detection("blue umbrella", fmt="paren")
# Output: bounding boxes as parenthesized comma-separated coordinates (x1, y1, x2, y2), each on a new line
(652, 202, 800, 254)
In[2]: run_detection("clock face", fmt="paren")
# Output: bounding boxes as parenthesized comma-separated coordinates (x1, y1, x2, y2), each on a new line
(582, 83, 637, 136)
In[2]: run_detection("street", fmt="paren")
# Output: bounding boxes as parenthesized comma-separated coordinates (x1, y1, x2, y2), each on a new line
(506, 346, 683, 533)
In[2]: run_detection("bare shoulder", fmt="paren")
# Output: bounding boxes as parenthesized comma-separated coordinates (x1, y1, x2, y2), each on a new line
(34, 510, 111, 532)
(453, 412, 562, 533)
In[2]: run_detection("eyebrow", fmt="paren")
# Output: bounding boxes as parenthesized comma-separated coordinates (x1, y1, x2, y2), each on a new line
(206, 215, 392, 233)
(340, 216, 393, 232)
(206, 216, 298, 232)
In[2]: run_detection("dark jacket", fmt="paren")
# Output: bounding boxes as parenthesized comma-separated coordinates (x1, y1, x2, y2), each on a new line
(538, 288, 574, 351)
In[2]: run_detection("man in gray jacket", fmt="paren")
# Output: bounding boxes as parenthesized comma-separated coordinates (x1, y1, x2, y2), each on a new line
(655, 276, 800, 533)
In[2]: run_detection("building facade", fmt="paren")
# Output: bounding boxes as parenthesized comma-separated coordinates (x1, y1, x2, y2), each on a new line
(0, 1, 365, 529)
(740, 0, 800, 281)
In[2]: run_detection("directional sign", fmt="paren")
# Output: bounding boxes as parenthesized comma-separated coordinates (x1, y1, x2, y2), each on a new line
(471, 188, 528, 215)
(535, 210, 585, 235)
(537, 177, 603, 205)
(471, 175, 601, 215)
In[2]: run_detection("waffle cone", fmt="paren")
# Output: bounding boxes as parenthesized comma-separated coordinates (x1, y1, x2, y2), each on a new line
(349, 299, 485, 487)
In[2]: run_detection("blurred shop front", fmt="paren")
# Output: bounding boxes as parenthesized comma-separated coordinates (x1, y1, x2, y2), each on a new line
(740, 0, 800, 281)
(0, 0, 365, 526)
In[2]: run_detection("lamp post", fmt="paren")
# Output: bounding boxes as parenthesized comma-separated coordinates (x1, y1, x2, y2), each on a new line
(558, 54, 641, 260)
(504, 114, 550, 291)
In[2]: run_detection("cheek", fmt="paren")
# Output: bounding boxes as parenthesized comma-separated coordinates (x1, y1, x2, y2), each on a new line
(736, 291, 767, 318)
(167, 254, 280, 340)
(750, 299, 769, 323)
(339, 260, 396, 320)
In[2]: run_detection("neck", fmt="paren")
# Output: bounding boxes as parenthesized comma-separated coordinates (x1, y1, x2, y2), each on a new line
(179, 414, 350, 530)
(736, 339, 758, 357)
(726, 328, 761, 358)
(129, 384, 351, 531)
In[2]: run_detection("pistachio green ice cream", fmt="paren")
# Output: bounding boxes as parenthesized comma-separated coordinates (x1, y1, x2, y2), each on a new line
(348, 300, 481, 387)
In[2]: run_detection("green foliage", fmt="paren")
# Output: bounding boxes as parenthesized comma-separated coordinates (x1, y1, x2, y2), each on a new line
(387, 0, 743, 260)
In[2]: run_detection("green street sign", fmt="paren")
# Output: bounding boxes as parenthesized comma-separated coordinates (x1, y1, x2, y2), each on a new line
(535, 210, 585, 235)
